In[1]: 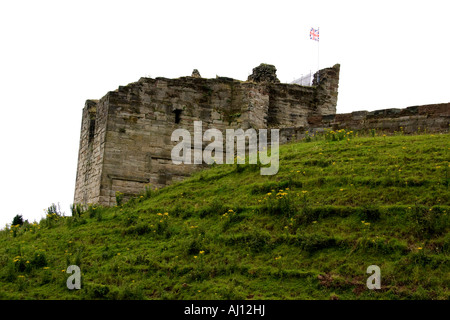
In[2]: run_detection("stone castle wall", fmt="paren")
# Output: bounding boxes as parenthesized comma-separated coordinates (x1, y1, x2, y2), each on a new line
(277, 102, 450, 144)
(74, 64, 340, 206)
(313, 102, 450, 133)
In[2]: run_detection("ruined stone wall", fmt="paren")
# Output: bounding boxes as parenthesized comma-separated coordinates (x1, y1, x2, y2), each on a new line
(276, 102, 450, 145)
(74, 64, 341, 206)
(308, 102, 450, 134)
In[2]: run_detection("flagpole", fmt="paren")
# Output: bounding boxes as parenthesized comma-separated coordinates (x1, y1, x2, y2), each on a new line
(317, 27, 320, 84)
(309, 27, 320, 85)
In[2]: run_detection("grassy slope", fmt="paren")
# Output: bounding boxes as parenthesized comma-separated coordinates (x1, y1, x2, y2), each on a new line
(0, 132, 449, 300)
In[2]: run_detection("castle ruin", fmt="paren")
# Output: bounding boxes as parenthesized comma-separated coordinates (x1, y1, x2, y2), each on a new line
(74, 64, 449, 206)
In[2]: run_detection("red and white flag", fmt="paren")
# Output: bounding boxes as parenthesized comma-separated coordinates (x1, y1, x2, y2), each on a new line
(310, 28, 319, 41)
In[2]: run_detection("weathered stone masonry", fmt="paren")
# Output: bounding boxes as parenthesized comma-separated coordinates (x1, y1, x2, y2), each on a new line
(309, 102, 450, 134)
(74, 63, 449, 206)
(280, 102, 450, 144)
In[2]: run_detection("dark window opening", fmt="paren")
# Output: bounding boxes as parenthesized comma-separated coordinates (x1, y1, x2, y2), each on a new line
(173, 109, 182, 124)
(88, 119, 96, 143)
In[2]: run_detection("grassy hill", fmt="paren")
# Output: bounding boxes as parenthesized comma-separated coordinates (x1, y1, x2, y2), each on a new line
(1, 131, 449, 300)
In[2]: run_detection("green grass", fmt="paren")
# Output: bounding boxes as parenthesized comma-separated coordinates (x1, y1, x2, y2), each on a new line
(0, 132, 449, 300)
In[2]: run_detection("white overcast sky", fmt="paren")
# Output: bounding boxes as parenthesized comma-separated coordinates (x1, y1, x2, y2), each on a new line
(0, 0, 449, 228)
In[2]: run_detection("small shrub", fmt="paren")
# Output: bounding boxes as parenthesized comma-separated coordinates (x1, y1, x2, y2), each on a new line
(143, 184, 152, 199)
(30, 252, 47, 268)
(89, 284, 110, 299)
(47, 203, 63, 217)
(12, 215, 24, 227)
(70, 204, 84, 217)
(155, 213, 171, 238)
(221, 209, 244, 231)
(324, 129, 353, 142)
(42, 203, 64, 228)
(10, 224, 21, 238)
(187, 238, 202, 255)
(304, 131, 312, 142)
(115, 191, 124, 206)
(14, 258, 28, 273)
(84, 205, 104, 221)
(87, 205, 96, 218)
(258, 189, 297, 217)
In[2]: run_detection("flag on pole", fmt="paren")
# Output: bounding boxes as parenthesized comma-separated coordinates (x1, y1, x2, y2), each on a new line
(310, 28, 319, 41)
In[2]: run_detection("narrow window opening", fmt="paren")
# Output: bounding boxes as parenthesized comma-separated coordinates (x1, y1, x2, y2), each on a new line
(88, 119, 96, 142)
(173, 109, 182, 124)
